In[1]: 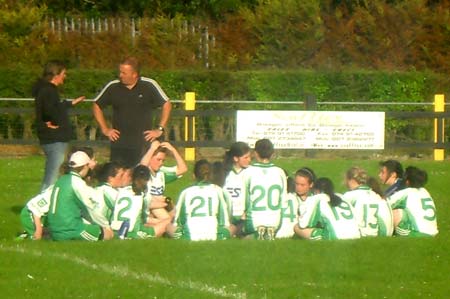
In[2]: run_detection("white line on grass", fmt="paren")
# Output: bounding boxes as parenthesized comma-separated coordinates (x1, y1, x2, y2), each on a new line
(1, 244, 247, 299)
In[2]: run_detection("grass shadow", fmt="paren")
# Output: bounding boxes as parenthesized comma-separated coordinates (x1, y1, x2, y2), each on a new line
(10, 205, 23, 215)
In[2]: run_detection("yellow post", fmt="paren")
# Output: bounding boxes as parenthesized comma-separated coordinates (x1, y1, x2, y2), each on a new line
(433, 94, 445, 161)
(184, 92, 196, 161)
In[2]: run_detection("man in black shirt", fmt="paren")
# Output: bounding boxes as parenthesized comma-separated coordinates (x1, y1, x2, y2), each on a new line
(93, 57, 172, 167)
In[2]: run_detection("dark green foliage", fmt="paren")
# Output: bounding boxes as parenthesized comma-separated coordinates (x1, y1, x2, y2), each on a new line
(2, 68, 446, 104)
(33, 0, 259, 18)
(0, 68, 447, 143)
(2, 1, 450, 72)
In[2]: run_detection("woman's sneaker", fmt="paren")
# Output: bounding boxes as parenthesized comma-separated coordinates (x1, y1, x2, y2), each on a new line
(14, 231, 29, 241)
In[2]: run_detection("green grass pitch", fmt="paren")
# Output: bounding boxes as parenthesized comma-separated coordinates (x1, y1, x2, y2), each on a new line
(0, 155, 448, 299)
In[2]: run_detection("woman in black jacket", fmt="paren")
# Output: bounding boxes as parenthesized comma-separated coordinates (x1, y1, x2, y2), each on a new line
(32, 60, 85, 191)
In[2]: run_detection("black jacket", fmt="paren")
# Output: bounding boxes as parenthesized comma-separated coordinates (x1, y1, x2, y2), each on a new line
(32, 79, 73, 144)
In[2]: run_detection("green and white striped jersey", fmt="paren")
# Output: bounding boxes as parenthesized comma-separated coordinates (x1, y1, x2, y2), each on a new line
(299, 193, 361, 240)
(243, 162, 287, 229)
(48, 172, 109, 239)
(174, 182, 230, 241)
(342, 186, 394, 237)
(388, 187, 438, 236)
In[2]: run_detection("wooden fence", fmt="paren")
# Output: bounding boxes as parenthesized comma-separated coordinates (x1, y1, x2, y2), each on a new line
(45, 17, 214, 68)
(0, 96, 448, 160)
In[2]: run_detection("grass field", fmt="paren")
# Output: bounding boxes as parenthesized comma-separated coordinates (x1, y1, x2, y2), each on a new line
(0, 154, 449, 299)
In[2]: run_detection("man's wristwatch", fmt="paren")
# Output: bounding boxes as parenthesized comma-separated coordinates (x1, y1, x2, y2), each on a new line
(156, 126, 165, 132)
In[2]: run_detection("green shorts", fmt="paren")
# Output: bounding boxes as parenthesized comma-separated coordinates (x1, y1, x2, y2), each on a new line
(231, 216, 244, 226)
(19, 208, 49, 239)
(127, 225, 155, 239)
(242, 220, 257, 239)
(20, 207, 35, 237)
(395, 212, 413, 237)
(217, 227, 231, 240)
(51, 223, 102, 241)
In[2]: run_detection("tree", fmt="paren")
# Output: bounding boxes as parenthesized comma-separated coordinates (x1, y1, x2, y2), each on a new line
(32, 0, 259, 18)
(241, 0, 324, 68)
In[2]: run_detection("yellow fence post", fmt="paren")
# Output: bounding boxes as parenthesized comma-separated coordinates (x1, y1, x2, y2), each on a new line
(184, 92, 196, 161)
(433, 94, 445, 161)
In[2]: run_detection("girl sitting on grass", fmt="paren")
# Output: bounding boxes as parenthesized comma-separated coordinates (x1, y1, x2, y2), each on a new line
(168, 159, 231, 241)
(110, 165, 169, 239)
(294, 177, 361, 240)
(388, 166, 438, 237)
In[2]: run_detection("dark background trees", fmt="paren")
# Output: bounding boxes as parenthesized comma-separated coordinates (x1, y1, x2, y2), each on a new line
(33, 0, 259, 18)
(1, 0, 449, 73)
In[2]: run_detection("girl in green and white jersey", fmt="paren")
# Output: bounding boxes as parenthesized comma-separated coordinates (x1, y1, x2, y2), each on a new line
(276, 167, 316, 239)
(93, 161, 129, 221)
(295, 177, 361, 240)
(242, 139, 287, 240)
(342, 167, 394, 237)
(110, 165, 169, 239)
(47, 151, 113, 241)
(388, 166, 438, 237)
(19, 185, 54, 240)
(170, 159, 231, 241)
(140, 140, 188, 222)
(222, 142, 252, 235)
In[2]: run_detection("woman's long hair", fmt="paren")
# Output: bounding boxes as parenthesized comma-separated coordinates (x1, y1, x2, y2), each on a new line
(314, 177, 342, 207)
(194, 159, 211, 182)
(404, 166, 428, 188)
(223, 141, 250, 172)
(42, 60, 66, 82)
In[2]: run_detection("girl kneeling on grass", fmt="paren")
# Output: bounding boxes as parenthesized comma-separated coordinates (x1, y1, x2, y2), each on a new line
(168, 159, 231, 241)
(388, 166, 438, 237)
(19, 147, 98, 241)
(294, 177, 361, 240)
(19, 185, 54, 240)
(47, 151, 113, 241)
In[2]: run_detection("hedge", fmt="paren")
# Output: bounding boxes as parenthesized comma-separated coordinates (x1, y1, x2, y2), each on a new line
(1, 68, 448, 105)
(0, 68, 448, 143)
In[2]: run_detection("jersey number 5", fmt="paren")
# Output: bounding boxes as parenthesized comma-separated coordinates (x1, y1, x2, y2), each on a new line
(421, 198, 436, 221)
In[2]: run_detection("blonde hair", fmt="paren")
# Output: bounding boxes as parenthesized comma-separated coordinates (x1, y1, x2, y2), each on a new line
(345, 166, 368, 185)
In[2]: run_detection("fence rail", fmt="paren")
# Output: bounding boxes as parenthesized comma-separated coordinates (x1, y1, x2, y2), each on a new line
(2, 97, 448, 106)
(0, 98, 448, 155)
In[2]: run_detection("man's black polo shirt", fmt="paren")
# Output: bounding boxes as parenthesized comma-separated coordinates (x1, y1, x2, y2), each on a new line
(95, 77, 169, 149)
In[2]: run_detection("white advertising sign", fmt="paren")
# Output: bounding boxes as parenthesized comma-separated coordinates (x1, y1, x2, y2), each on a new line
(236, 110, 385, 149)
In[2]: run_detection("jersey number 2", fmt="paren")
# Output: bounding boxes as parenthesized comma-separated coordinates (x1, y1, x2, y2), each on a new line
(191, 196, 213, 217)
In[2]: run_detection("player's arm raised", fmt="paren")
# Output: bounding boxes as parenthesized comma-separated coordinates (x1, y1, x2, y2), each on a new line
(160, 142, 188, 176)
